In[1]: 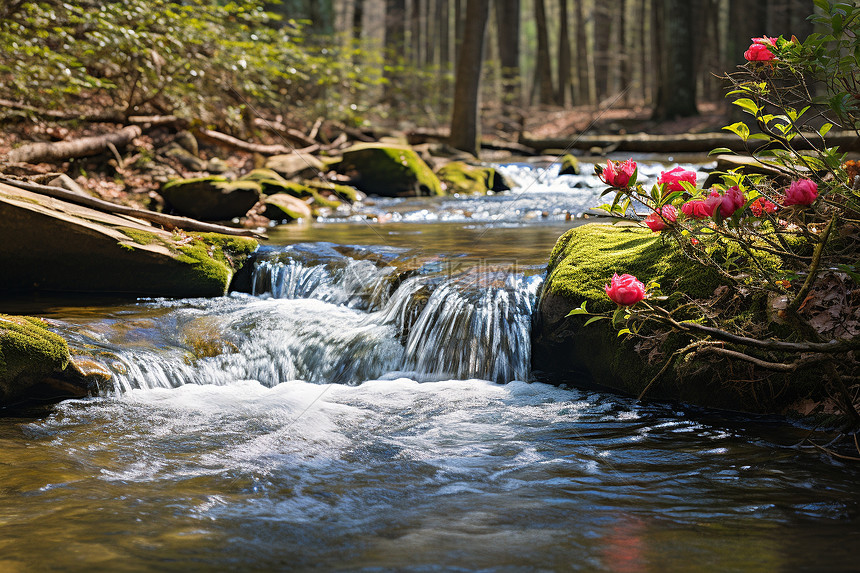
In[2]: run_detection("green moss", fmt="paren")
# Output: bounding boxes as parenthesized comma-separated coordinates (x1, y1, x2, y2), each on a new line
(162, 175, 228, 191)
(436, 161, 491, 195)
(119, 228, 162, 246)
(545, 224, 727, 312)
(559, 154, 580, 175)
(303, 180, 362, 202)
(0, 315, 69, 383)
(338, 143, 444, 196)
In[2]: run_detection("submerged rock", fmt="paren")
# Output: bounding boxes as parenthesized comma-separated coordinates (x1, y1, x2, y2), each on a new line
(160, 176, 261, 221)
(532, 224, 821, 415)
(0, 181, 258, 297)
(335, 143, 444, 197)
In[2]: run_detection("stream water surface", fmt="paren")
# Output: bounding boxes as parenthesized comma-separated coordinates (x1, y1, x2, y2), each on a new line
(1, 160, 859, 572)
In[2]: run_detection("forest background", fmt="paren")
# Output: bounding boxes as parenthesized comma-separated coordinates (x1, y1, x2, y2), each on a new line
(0, 0, 818, 154)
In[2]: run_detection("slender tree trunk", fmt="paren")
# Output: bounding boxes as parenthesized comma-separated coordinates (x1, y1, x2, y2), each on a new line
(557, 0, 572, 107)
(574, 0, 591, 104)
(533, 0, 554, 105)
(495, 0, 520, 109)
(652, 0, 697, 119)
(593, 4, 611, 102)
(618, 0, 629, 105)
(449, 0, 491, 155)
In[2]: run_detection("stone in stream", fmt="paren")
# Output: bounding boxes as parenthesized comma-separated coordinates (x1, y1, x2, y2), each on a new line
(0, 180, 258, 297)
(531, 223, 825, 416)
(263, 193, 313, 221)
(333, 143, 444, 197)
(435, 161, 512, 195)
(558, 154, 581, 176)
(159, 176, 262, 221)
(265, 152, 327, 179)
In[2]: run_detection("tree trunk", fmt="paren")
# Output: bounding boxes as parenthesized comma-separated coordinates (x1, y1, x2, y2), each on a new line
(557, 0, 572, 107)
(593, 4, 611, 101)
(574, 0, 591, 104)
(652, 0, 697, 120)
(495, 0, 520, 108)
(533, 0, 554, 105)
(448, 0, 491, 155)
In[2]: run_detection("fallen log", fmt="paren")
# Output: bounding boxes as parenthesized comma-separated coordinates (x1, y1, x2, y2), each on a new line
(407, 127, 537, 155)
(252, 118, 319, 147)
(194, 127, 319, 156)
(6, 125, 142, 164)
(518, 130, 860, 154)
(0, 176, 264, 239)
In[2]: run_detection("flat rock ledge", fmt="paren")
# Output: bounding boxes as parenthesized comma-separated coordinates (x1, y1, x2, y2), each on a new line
(0, 181, 258, 297)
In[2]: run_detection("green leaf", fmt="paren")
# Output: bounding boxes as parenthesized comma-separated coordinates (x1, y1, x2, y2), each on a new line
(723, 122, 751, 141)
(708, 147, 734, 156)
(819, 122, 833, 137)
(732, 98, 760, 115)
(584, 316, 608, 327)
(617, 328, 631, 337)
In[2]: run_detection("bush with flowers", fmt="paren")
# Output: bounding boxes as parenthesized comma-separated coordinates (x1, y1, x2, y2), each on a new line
(564, 1, 860, 433)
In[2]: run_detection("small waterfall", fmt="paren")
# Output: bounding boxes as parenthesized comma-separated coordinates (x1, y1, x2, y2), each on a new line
(61, 245, 543, 392)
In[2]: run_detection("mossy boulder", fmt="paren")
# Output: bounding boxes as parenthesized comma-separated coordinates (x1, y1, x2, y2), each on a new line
(559, 154, 581, 176)
(335, 143, 444, 197)
(160, 176, 262, 221)
(0, 181, 258, 297)
(0, 316, 121, 406)
(265, 153, 326, 179)
(239, 170, 342, 209)
(263, 193, 313, 221)
(436, 161, 512, 195)
(532, 224, 821, 414)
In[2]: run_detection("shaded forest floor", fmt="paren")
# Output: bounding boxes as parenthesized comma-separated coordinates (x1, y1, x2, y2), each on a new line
(520, 101, 731, 139)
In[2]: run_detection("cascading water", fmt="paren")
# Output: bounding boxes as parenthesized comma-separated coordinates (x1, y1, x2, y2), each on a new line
(60, 243, 543, 393)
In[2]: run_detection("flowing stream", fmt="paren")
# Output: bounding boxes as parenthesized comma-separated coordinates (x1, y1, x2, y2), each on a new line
(1, 159, 859, 571)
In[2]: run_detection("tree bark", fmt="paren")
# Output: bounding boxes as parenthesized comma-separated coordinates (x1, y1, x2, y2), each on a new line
(533, 0, 554, 105)
(557, 0, 572, 107)
(652, 0, 697, 120)
(6, 126, 142, 164)
(448, 0, 491, 156)
(495, 0, 520, 108)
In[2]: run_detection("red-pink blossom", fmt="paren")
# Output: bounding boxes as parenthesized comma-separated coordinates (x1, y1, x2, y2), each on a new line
(658, 166, 697, 192)
(681, 190, 721, 219)
(783, 179, 818, 206)
(644, 205, 678, 232)
(719, 186, 746, 217)
(753, 36, 777, 47)
(750, 197, 778, 217)
(604, 273, 646, 306)
(602, 159, 637, 188)
(745, 43, 775, 61)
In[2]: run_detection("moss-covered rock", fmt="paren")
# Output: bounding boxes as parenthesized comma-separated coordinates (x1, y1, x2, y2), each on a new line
(263, 193, 313, 221)
(532, 224, 821, 414)
(265, 153, 326, 179)
(160, 176, 262, 221)
(336, 143, 443, 197)
(239, 170, 342, 209)
(559, 154, 581, 176)
(0, 181, 258, 297)
(0, 315, 70, 404)
(436, 161, 512, 195)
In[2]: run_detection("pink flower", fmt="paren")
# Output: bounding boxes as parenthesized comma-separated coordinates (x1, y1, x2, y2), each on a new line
(602, 159, 637, 188)
(783, 179, 818, 206)
(753, 36, 777, 47)
(658, 166, 697, 192)
(605, 273, 646, 306)
(750, 197, 778, 217)
(644, 205, 678, 232)
(681, 190, 721, 219)
(745, 43, 775, 61)
(719, 185, 746, 217)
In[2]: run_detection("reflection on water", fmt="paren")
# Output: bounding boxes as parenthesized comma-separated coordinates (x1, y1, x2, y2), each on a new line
(0, 380, 858, 571)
